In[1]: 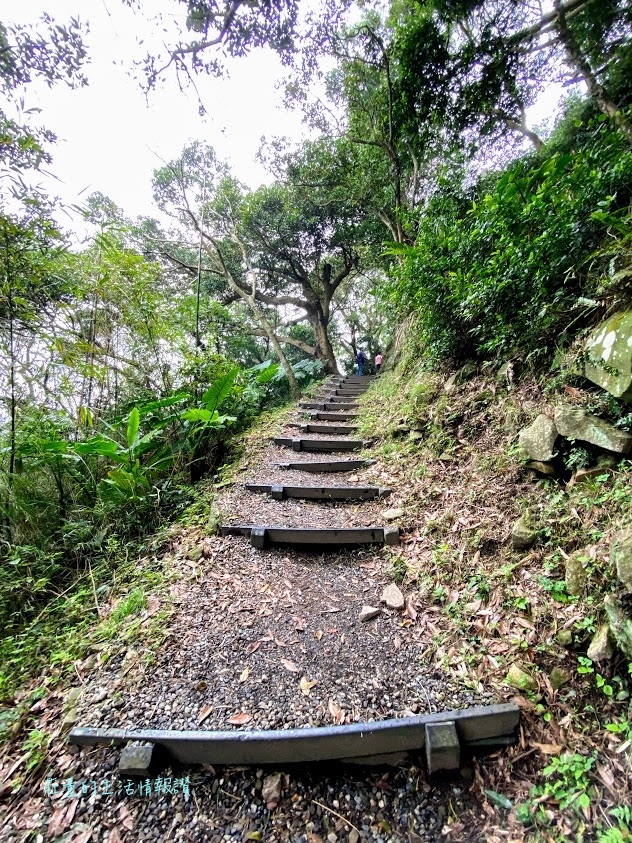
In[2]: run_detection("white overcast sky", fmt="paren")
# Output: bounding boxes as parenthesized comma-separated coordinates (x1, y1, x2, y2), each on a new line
(7, 1, 570, 236)
(7, 0, 308, 226)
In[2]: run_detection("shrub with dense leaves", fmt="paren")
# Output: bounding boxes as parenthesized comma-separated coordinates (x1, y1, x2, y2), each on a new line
(384, 113, 632, 362)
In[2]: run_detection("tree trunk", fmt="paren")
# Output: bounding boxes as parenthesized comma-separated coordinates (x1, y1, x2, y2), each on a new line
(312, 312, 339, 375)
(203, 237, 302, 399)
(252, 306, 301, 399)
(497, 110, 543, 150)
(5, 277, 15, 542)
(222, 271, 302, 399)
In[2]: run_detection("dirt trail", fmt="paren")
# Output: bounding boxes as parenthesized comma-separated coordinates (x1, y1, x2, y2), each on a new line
(0, 387, 505, 843)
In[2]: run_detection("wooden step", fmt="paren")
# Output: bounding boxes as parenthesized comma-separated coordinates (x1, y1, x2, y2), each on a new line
(315, 396, 366, 404)
(274, 459, 375, 472)
(220, 525, 399, 549)
(299, 402, 359, 411)
(70, 703, 519, 768)
(311, 412, 358, 421)
(318, 388, 368, 396)
(274, 437, 369, 452)
(244, 484, 391, 500)
(299, 423, 358, 435)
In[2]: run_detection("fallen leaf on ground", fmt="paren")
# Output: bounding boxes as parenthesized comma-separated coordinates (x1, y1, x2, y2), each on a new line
(228, 712, 252, 725)
(532, 742, 563, 755)
(119, 804, 135, 831)
(315, 630, 323, 640)
(328, 698, 344, 725)
(405, 597, 418, 621)
(239, 667, 250, 682)
(281, 658, 300, 673)
(299, 676, 317, 695)
(246, 641, 260, 655)
(596, 763, 616, 792)
(197, 705, 213, 725)
(29, 695, 51, 714)
(48, 800, 78, 838)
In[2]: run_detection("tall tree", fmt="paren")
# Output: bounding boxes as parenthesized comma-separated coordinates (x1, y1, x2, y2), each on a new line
(239, 143, 369, 373)
(389, 0, 632, 150)
(151, 142, 302, 396)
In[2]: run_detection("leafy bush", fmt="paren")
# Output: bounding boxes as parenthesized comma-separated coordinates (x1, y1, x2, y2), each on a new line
(383, 111, 632, 362)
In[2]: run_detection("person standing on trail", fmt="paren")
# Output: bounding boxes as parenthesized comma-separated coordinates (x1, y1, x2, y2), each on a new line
(375, 351, 382, 374)
(356, 348, 365, 376)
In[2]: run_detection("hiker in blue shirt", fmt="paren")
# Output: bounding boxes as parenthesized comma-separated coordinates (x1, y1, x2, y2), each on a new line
(356, 348, 365, 376)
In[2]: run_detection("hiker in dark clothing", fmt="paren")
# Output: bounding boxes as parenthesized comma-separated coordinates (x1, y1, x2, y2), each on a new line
(356, 349, 365, 376)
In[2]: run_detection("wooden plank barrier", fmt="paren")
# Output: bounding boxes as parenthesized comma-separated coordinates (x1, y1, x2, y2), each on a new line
(69, 703, 519, 768)
(274, 438, 370, 453)
(244, 483, 391, 501)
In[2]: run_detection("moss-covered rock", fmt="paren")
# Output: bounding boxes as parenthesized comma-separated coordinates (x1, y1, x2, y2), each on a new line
(518, 414, 558, 461)
(586, 624, 615, 662)
(611, 527, 632, 591)
(554, 405, 632, 454)
(604, 594, 632, 660)
(582, 311, 632, 402)
(565, 551, 587, 596)
(506, 663, 538, 691)
(512, 514, 537, 550)
(550, 667, 571, 689)
(556, 629, 573, 646)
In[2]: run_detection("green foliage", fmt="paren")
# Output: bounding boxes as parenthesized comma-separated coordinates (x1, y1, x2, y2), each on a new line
(516, 752, 597, 833)
(383, 115, 632, 361)
(0, 360, 244, 666)
(22, 729, 50, 773)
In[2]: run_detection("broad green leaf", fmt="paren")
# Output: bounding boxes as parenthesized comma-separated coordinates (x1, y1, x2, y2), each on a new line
(181, 408, 214, 423)
(73, 438, 119, 457)
(138, 392, 190, 414)
(135, 427, 166, 451)
(126, 407, 140, 451)
(201, 367, 239, 413)
(16, 439, 67, 456)
(256, 363, 280, 384)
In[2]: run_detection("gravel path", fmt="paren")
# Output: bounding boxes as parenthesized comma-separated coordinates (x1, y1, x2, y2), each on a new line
(2, 392, 500, 842)
(79, 542, 489, 735)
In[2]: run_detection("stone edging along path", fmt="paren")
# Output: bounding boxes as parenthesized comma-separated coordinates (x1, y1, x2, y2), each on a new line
(69, 376, 519, 775)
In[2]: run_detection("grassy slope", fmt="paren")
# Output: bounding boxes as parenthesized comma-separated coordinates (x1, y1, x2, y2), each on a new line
(358, 358, 631, 841)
